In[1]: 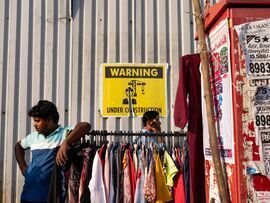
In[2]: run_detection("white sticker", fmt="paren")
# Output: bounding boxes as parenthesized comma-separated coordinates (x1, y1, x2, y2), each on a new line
(235, 18, 270, 79)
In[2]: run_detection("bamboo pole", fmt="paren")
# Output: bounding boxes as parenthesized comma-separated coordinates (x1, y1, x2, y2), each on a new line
(191, 0, 231, 202)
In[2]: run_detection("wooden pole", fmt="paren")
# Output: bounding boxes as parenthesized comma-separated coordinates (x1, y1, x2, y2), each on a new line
(191, 0, 231, 202)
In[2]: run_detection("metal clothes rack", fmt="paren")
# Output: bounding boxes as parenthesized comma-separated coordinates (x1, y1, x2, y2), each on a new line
(86, 130, 187, 136)
(79, 130, 187, 148)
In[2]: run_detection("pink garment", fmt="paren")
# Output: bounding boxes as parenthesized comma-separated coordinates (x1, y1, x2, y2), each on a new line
(123, 150, 132, 203)
(104, 144, 111, 203)
(133, 144, 138, 174)
(143, 155, 156, 203)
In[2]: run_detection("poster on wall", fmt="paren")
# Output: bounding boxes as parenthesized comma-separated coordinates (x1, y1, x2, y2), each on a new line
(235, 18, 270, 79)
(100, 63, 167, 117)
(253, 85, 270, 130)
(254, 191, 270, 202)
(235, 18, 270, 178)
(253, 85, 270, 177)
(260, 130, 270, 178)
(202, 19, 235, 163)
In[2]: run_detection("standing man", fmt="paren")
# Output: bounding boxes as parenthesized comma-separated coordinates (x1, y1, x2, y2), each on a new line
(137, 110, 163, 145)
(15, 100, 91, 203)
(142, 110, 161, 133)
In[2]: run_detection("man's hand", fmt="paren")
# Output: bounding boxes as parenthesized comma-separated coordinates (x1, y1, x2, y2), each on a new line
(55, 122, 90, 165)
(150, 120, 161, 133)
(15, 141, 28, 176)
(56, 140, 70, 166)
(20, 165, 28, 176)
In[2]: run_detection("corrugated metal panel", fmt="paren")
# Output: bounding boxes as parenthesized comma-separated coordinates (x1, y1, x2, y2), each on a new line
(0, 0, 206, 202)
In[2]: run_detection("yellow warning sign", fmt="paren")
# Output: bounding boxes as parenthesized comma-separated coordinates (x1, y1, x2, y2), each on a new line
(100, 63, 167, 117)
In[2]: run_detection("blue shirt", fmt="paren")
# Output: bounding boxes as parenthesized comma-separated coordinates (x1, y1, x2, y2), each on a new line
(135, 129, 158, 145)
(20, 125, 73, 202)
(135, 129, 165, 149)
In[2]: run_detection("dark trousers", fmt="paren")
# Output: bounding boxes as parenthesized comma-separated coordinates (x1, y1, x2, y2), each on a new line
(21, 200, 46, 203)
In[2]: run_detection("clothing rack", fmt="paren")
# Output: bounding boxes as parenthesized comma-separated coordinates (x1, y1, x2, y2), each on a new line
(77, 130, 187, 148)
(53, 131, 189, 203)
(86, 130, 187, 137)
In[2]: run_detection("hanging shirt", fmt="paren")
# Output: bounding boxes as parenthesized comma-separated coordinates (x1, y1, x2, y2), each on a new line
(134, 149, 147, 203)
(133, 144, 139, 174)
(135, 129, 158, 145)
(20, 125, 73, 202)
(88, 151, 106, 203)
(173, 148, 186, 203)
(68, 152, 84, 202)
(104, 143, 112, 203)
(79, 147, 97, 203)
(154, 150, 172, 203)
(123, 150, 132, 203)
(99, 144, 107, 172)
(109, 143, 119, 203)
(143, 151, 156, 202)
(79, 148, 91, 201)
(174, 54, 202, 132)
(163, 150, 178, 187)
(173, 54, 206, 203)
(47, 159, 69, 203)
(116, 147, 124, 203)
(127, 148, 137, 202)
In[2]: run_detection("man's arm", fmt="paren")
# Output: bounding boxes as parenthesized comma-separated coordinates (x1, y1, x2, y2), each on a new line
(15, 141, 27, 175)
(56, 122, 91, 165)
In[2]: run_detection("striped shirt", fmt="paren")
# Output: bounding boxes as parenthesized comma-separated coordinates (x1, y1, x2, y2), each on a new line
(20, 125, 73, 202)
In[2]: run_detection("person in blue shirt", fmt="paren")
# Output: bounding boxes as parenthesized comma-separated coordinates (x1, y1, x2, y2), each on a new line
(14, 100, 91, 203)
(142, 110, 161, 133)
(137, 110, 164, 145)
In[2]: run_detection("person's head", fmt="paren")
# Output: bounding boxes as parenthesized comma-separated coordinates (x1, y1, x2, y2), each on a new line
(28, 100, 59, 135)
(142, 110, 161, 132)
